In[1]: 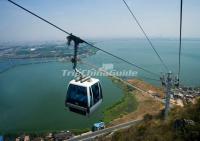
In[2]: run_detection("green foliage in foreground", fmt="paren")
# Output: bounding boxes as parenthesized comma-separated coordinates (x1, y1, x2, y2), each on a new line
(103, 78, 138, 123)
(103, 92, 138, 123)
(109, 99, 200, 141)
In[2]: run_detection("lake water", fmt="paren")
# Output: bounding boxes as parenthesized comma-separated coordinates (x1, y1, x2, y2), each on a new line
(0, 39, 200, 133)
(0, 62, 124, 133)
(89, 39, 200, 86)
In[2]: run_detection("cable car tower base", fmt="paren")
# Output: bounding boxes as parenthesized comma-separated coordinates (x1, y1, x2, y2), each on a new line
(160, 71, 179, 119)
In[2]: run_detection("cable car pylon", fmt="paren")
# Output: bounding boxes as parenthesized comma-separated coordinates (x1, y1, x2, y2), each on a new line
(160, 71, 179, 119)
(161, 0, 183, 119)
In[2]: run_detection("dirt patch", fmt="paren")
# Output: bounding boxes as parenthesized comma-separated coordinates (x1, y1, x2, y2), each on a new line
(128, 79, 165, 98)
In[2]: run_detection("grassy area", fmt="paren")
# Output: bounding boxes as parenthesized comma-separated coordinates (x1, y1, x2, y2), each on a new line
(103, 77, 138, 123)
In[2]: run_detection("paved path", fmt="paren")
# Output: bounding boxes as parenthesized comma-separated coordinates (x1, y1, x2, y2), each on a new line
(67, 119, 142, 141)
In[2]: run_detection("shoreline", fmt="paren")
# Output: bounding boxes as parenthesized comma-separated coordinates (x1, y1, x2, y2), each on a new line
(104, 78, 164, 127)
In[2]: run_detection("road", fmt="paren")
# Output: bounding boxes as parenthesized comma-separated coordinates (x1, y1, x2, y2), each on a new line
(67, 119, 142, 141)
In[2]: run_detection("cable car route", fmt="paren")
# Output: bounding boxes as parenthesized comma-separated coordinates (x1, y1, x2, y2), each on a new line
(6, 0, 184, 118)
(178, 0, 183, 84)
(122, 0, 169, 72)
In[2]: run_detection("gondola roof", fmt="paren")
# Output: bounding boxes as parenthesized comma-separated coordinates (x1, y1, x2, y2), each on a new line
(69, 78, 100, 87)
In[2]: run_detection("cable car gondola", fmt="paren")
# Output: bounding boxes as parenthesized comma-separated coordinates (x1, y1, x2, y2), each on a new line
(65, 77, 103, 115)
(65, 34, 103, 115)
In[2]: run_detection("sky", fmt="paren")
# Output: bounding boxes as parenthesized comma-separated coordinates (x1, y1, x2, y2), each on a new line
(0, 0, 200, 42)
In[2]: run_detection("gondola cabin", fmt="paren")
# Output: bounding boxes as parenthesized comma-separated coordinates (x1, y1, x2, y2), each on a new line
(65, 77, 103, 115)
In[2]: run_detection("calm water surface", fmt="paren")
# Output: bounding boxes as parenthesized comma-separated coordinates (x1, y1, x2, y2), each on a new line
(0, 39, 200, 132)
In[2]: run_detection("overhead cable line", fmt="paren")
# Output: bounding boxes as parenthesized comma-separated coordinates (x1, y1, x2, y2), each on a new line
(84, 41, 159, 77)
(122, 0, 169, 72)
(7, 0, 70, 35)
(82, 60, 165, 104)
(7, 0, 159, 77)
(81, 60, 160, 82)
(81, 61, 156, 93)
(178, 0, 183, 82)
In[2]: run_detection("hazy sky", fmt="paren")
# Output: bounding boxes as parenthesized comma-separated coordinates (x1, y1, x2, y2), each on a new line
(0, 0, 200, 42)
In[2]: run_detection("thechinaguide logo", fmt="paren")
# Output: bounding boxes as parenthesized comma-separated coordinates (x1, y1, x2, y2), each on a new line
(101, 63, 114, 70)
(62, 63, 138, 77)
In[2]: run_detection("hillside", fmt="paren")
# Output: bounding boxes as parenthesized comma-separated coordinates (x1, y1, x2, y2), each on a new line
(98, 98, 200, 141)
